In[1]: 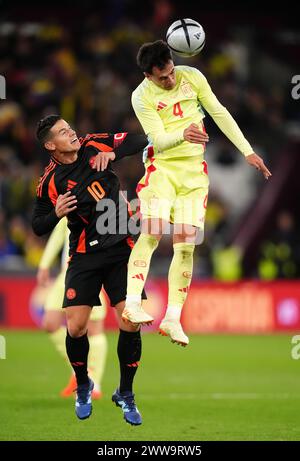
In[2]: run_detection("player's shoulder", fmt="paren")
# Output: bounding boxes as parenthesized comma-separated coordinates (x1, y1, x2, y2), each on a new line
(79, 133, 110, 146)
(36, 159, 58, 198)
(39, 159, 57, 180)
(79, 133, 116, 157)
(176, 65, 206, 81)
(132, 78, 152, 102)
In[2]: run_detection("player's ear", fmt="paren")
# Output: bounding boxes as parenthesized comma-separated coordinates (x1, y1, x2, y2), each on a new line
(44, 140, 56, 152)
(144, 72, 151, 80)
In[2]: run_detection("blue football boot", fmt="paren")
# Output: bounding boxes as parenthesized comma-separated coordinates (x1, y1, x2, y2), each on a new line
(112, 388, 142, 425)
(75, 378, 94, 420)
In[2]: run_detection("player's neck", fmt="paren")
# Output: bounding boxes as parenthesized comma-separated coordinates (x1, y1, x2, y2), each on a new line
(53, 150, 78, 164)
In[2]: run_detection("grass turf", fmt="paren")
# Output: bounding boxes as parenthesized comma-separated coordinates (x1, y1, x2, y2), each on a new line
(0, 330, 299, 441)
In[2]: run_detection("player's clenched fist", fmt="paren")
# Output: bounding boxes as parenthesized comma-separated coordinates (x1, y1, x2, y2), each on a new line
(55, 191, 77, 218)
(183, 123, 209, 144)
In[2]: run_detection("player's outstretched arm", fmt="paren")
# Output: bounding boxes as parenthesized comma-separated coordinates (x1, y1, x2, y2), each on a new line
(246, 153, 272, 179)
(91, 133, 148, 171)
(112, 133, 148, 161)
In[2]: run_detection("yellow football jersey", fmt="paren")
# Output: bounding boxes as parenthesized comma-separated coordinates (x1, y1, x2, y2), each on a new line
(38, 218, 69, 271)
(132, 65, 253, 160)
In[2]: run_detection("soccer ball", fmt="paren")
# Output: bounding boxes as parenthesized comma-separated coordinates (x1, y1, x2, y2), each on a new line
(166, 18, 205, 57)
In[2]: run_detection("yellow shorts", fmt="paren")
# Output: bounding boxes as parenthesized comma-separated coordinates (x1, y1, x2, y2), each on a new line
(137, 156, 209, 229)
(44, 271, 106, 321)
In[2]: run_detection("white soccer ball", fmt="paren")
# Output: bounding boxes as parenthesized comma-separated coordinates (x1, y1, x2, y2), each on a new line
(166, 18, 205, 57)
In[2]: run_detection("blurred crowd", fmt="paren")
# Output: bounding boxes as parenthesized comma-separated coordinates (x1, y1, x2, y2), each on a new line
(0, 2, 300, 279)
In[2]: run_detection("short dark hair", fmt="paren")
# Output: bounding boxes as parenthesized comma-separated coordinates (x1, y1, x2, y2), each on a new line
(137, 40, 173, 74)
(36, 114, 61, 146)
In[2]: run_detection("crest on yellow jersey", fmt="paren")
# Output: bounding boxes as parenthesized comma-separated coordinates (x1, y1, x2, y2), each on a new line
(181, 82, 194, 98)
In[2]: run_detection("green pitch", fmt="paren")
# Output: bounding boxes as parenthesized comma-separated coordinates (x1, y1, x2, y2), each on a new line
(0, 330, 299, 441)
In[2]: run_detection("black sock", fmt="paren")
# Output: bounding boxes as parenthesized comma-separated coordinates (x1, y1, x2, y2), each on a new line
(66, 330, 89, 386)
(117, 329, 142, 393)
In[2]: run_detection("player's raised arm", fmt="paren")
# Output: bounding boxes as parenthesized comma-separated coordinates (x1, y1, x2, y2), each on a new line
(196, 69, 271, 178)
(112, 133, 148, 161)
(196, 70, 253, 155)
(90, 133, 149, 171)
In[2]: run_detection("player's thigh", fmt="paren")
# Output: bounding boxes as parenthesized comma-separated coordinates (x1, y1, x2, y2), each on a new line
(102, 241, 147, 308)
(138, 162, 175, 223)
(63, 254, 103, 309)
(172, 187, 208, 243)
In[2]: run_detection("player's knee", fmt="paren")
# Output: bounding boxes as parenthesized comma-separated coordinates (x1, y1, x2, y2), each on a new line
(174, 225, 204, 245)
(141, 218, 167, 238)
(67, 323, 88, 338)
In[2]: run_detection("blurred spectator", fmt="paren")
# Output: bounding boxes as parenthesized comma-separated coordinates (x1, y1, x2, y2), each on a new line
(23, 229, 45, 268)
(0, 228, 18, 261)
(258, 211, 300, 280)
(212, 244, 243, 281)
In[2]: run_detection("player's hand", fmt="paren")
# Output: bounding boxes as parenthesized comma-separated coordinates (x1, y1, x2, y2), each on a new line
(37, 267, 50, 287)
(92, 152, 116, 172)
(55, 191, 77, 218)
(183, 123, 209, 144)
(246, 153, 272, 180)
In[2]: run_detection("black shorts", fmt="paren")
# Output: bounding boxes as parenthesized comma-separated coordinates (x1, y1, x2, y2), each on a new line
(63, 238, 146, 308)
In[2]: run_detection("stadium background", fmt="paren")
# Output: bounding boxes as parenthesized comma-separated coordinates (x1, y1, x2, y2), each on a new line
(0, 0, 300, 441)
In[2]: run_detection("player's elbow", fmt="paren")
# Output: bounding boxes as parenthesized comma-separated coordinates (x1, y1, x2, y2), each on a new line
(128, 134, 149, 154)
(32, 218, 45, 236)
(207, 103, 229, 118)
(149, 134, 165, 151)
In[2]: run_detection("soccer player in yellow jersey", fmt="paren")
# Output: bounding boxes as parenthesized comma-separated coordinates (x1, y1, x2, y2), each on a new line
(122, 40, 271, 345)
(37, 218, 107, 398)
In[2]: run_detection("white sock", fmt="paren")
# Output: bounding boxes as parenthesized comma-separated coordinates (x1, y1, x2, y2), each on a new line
(164, 304, 182, 321)
(126, 294, 142, 304)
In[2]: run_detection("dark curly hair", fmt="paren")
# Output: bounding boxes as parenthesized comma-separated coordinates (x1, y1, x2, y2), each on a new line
(137, 40, 173, 74)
